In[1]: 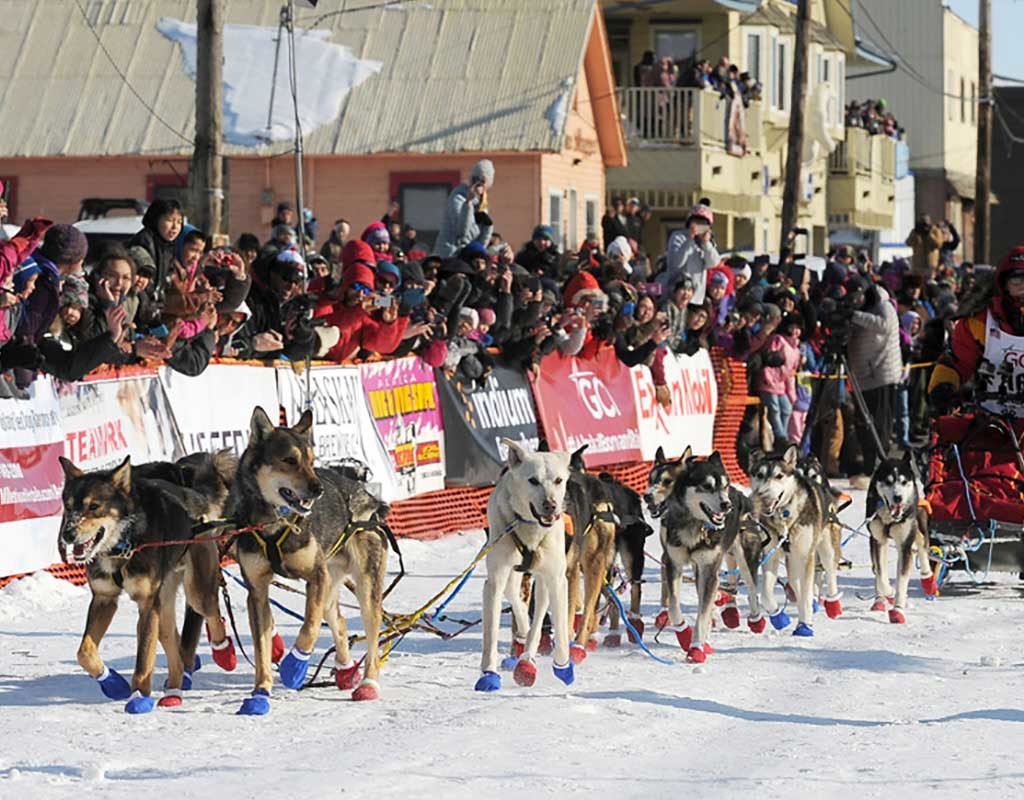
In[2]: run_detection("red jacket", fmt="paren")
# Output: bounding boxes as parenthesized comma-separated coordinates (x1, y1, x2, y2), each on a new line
(320, 302, 408, 362)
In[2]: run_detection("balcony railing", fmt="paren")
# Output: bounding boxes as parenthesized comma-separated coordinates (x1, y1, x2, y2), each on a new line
(616, 87, 762, 153)
(829, 127, 897, 179)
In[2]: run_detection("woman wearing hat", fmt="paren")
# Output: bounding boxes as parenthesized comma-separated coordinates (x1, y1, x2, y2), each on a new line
(658, 203, 720, 305)
(433, 160, 496, 258)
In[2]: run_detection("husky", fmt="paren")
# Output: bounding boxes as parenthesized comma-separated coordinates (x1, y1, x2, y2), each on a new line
(644, 446, 753, 662)
(796, 452, 849, 577)
(866, 452, 938, 622)
(749, 445, 842, 636)
(476, 440, 575, 691)
(228, 407, 390, 715)
(58, 451, 238, 714)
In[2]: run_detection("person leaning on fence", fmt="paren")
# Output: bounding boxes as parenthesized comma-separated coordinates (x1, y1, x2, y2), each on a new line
(129, 199, 184, 306)
(433, 159, 495, 258)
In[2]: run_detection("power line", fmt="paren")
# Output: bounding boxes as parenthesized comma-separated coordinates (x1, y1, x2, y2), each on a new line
(73, 0, 192, 145)
(298, 0, 421, 28)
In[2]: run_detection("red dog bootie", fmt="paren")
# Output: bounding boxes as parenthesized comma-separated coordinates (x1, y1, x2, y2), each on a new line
(674, 624, 693, 651)
(703, 642, 714, 655)
(206, 622, 237, 672)
(655, 608, 670, 631)
(585, 636, 599, 652)
(511, 639, 526, 659)
(568, 642, 588, 665)
(687, 645, 707, 663)
(888, 607, 907, 625)
(920, 573, 939, 597)
(513, 658, 538, 687)
(157, 689, 183, 708)
(603, 632, 622, 648)
(351, 679, 379, 701)
(573, 612, 583, 634)
(823, 593, 843, 619)
(334, 660, 361, 691)
(538, 631, 554, 655)
(626, 615, 645, 643)
(715, 590, 731, 607)
(748, 614, 766, 634)
(271, 632, 285, 664)
(721, 603, 741, 629)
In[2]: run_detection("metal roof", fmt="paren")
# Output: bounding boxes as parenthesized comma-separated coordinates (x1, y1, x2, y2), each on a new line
(0, 0, 598, 158)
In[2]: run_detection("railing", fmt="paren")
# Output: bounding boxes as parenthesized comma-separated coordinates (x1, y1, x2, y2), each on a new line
(617, 86, 699, 145)
(830, 127, 899, 179)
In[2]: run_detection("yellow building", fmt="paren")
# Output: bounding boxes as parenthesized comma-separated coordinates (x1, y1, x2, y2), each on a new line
(603, 0, 898, 256)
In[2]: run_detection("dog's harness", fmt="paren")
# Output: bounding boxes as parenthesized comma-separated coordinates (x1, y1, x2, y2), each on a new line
(507, 515, 537, 573)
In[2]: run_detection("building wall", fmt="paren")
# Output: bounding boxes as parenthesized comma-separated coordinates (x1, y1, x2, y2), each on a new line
(941, 9, 979, 176)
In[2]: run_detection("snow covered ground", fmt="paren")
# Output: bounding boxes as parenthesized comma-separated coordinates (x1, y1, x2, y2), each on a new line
(1, 486, 1022, 799)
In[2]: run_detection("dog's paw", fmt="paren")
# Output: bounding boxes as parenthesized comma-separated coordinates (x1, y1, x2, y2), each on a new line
(271, 632, 285, 664)
(686, 645, 707, 663)
(715, 590, 731, 607)
(210, 635, 237, 673)
(655, 609, 670, 631)
(474, 671, 502, 692)
(603, 632, 622, 648)
(96, 666, 132, 701)
(278, 646, 312, 689)
(552, 660, 575, 687)
(812, 598, 821, 614)
(869, 597, 888, 612)
(124, 690, 156, 715)
(748, 614, 767, 634)
(721, 604, 741, 629)
(352, 679, 379, 701)
(163, 671, 192, 692)
(511, 639, 525, 658)
(769, 610, 791, 631)
(568, 643, 588, 664)
(888, 608, 906, 624)
(513, 658, 538, 687)
(538, 631, 554, 656)
(792, 621, 814, 637)
(703, 642, 714, 655)
(157, 689, 183, 709)
(500, 655, 520, 671)
(627, 615, 645, 643)
(920, 574, 939, 597)
(333, 660, 361, 691)
(824, 593, 843, 619)
(673, 624, 693, 651)
(237, 688, 271, 715)
(192, 654, 202, 673)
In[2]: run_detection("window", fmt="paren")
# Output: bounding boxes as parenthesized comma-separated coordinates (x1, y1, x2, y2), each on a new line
(567, 188, 578, 251)
(585, 196, 598, 238)
(746, 33, 762, 82)
(607, 20, 632, 88)
(653, 28, 698, 68)
(388, 170, 459, 251)
(773, 40, 789, 111)
(971, 81, 977, 125)
(0, 176, 17, 221)
(960, 77, 966, 123)
(548, 190, 563, 251)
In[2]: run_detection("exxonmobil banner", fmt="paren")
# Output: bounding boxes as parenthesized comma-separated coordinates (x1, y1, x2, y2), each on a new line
(631, 349, 718, 460)
(532, 349, 642, 467)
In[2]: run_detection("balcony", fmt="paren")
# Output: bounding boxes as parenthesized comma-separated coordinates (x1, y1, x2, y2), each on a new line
(827, 127, 897, 230)
(609, 87, 766, 217)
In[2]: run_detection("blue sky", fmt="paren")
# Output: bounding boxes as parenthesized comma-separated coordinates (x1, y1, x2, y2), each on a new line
(946, 0, 1024, 82)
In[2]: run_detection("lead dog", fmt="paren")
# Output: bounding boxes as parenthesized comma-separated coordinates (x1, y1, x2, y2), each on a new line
(749, 445, 841, 636)
(476, 440, 575, 691)
(866, 452, 938, 622)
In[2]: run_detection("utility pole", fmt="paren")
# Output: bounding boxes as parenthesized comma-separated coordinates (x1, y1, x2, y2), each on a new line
(974, 0, 992, 264)
(194, 0, 225, 235)
(780, 0, 810, 251)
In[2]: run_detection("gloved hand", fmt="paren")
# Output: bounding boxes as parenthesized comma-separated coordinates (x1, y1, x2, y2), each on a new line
(0, 341, 43, 371)
(929, 382, 957, 415)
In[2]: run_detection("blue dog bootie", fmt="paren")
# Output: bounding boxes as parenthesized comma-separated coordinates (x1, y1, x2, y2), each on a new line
(552, 660, 575, 687)
(237, 688, 271, 716)
(124, 690, 156, 714)
(769, 610, 792, 631)
(475, 671, 502, 692)
(278, 645, 312, 689)
(163, 670, 192, 692)
(792, 621, 814, 637)
(96, 665, 132, 700)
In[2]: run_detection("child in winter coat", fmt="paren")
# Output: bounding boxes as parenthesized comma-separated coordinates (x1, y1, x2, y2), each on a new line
(756, 313, 802, 444)
(895, 310, 922, 449)
(789, 338, 819, 449)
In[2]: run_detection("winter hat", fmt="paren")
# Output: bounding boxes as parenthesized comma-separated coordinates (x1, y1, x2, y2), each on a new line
(459, 307, 480, 329)
(361, 221, 390, 246)
(470, 159, 495, 188)
(762, 302, 782, 322)
(376, 260, 402, 289)
(564, 270, 605, 308)
(60, 274, 89, 308)
(710, 271, 729, 287)
(478, 308, 496, 326)
(340, 261, 377, 294)
(781, 313, 803, 334)
(39, 224, 88, 265)
(13, 260, 42, 293)
(734, 263, 752, 282)
(461, 241, 490, 262)
(341, 240, 376, 270)
(532, 225, 555, 243)
(275, 248, 306, 268)
(686, 203, 714, 226)
(276, 201, 294, 214)
(401, 260, 426, 285)
(606, 236, 631, 262)
(900, 310, 921, 332)
(127, 245, 157, 278)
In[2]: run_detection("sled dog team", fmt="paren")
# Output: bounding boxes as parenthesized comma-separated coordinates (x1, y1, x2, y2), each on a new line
(56, 407, 937, 713)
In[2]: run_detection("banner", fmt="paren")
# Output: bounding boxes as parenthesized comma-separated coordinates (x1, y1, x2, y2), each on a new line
(437, 365, 539, 487)
(277, 365, 397, 500)
(631, 349, 719, 460)
(531, 349, 642, 467)
(0, 376, 63, 575)
(359, 357, 445, 498)
(160, 365, 278, 456)
(59, 374, 180, 471)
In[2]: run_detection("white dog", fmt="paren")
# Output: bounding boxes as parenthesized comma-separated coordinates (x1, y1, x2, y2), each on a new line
(475, 440, 575, 691)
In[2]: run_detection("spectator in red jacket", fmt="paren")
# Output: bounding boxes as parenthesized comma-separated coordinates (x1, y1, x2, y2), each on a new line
(316, 259, 409, 362)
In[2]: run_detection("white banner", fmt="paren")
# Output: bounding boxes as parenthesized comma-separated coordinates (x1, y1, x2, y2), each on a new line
(160, 365, 279, 456)
(631, 349, 718, 460)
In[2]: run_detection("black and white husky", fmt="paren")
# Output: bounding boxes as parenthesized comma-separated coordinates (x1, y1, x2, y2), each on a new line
(866, 452, 938, 623)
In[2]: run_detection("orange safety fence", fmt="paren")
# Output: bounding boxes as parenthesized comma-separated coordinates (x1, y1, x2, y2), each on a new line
(0, 352, 754, 589)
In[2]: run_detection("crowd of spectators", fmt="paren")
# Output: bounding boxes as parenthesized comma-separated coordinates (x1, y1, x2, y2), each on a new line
(633, 51, 763, 107)
(845, 98, 904, 140)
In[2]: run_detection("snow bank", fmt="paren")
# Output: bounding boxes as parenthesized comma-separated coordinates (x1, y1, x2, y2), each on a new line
(0, 572, 86, 624)
(157, 19, 382, 146)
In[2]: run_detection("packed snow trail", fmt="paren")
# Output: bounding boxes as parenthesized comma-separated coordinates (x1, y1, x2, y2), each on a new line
(0, 488, 1022, 799)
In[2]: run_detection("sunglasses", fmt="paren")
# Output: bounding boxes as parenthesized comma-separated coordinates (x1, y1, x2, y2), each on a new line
(351, 282, 373, 296)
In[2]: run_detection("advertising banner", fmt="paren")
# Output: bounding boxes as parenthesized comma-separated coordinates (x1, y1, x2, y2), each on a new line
(160, 365, 278, 456)
(631, 349, 719, 459)
(531, 349, 642, 467)
(359, 357, 445, 498)
(436, 365, 539, 487)
(0, 376, 64, 575)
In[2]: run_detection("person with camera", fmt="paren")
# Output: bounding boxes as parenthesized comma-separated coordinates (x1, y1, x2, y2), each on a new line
(433, 160, 495, 258)
(905, 215, 944, 281)
(658, 203, 720, 304)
